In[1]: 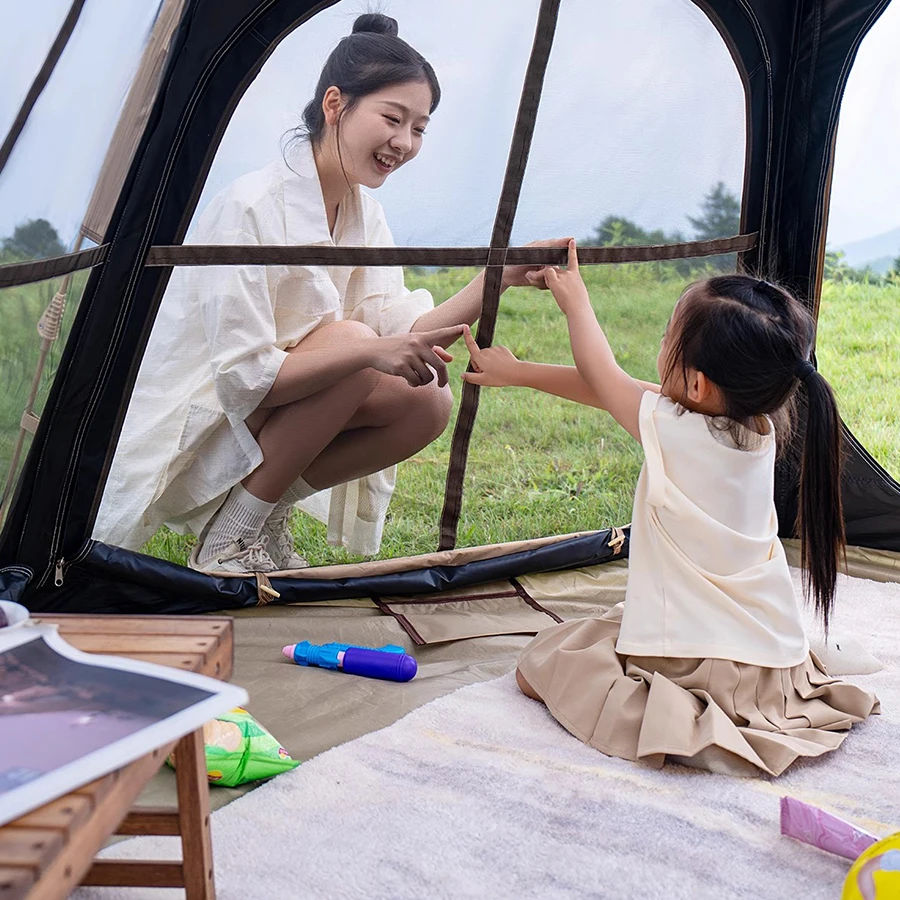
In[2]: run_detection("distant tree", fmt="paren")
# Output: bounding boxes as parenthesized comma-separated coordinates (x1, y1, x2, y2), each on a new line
(892, 253, 900, 276)
(584, 215, 681, 247)
(823, 249, 887, 284)
(687, 182, 741, 241)
(2, 218, 65, 259)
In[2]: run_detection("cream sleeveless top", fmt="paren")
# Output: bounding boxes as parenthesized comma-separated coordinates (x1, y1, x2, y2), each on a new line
(615, 391, 809, 667)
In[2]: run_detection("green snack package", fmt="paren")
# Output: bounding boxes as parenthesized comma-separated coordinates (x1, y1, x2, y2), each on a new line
(168, 706, 300, 787)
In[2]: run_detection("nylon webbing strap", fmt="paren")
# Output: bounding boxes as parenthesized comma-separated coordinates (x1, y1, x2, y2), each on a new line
(438, 0, 562, 551)
(0, 244, 109, 290)
(0, 0, 88, 176)
(0, 234, 759, 290)
(143, 233, 757, 268)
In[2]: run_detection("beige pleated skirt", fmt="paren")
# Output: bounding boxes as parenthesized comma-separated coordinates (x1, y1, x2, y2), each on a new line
(516, 606, 880, 777)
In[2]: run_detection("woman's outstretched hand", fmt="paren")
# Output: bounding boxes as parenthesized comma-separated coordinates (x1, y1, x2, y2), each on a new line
(460, 324, 521, 387)
(369, 325, 463, 387)
(502, 237, 572, 289)
(543, 240, 591, 315)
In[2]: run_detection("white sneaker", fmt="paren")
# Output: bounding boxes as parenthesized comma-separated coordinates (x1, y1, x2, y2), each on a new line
(188, 536, 279, 574)
(260, 507, 310, 570)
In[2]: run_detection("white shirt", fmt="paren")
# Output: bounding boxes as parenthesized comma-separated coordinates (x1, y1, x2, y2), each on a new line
(615, 391, 809, 667)
(94, 140, 433, 555)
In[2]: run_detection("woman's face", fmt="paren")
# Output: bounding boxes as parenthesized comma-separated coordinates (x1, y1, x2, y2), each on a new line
(330, 81, 433, 189)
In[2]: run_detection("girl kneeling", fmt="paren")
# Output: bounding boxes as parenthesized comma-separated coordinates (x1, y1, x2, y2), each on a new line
(463, 242, 879, 777)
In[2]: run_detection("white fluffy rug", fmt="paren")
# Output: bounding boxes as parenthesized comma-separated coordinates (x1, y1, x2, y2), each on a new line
(75, 571, 898, 900)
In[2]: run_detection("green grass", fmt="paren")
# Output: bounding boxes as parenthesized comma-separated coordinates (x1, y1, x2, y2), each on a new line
(0, 275, 84, 508)
(2, 268, 898, 566)
(816, 278, 900, 475)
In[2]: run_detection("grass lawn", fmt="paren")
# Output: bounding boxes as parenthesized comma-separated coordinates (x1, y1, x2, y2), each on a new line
(144, 267, 900, 567)
(2, 268, 898, 567)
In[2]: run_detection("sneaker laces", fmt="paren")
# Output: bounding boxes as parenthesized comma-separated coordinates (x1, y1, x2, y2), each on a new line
(217, 535, 275, 570)
(265, 506, 295, 561)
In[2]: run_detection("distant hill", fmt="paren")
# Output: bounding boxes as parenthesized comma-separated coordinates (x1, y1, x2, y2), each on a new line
(832, 225, 900, 270)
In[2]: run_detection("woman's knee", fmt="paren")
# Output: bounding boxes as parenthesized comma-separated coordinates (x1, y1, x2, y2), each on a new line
(409, 380, 453, 441)
(291, 320, 381, 396)
(291, 319, 378, 353)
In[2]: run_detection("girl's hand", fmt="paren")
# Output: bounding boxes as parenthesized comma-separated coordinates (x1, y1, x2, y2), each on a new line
(501, 237, 572, 289)
(543, 240, 590, 315)
(369, 325, 463, 387)
(460, 325, 521, 387)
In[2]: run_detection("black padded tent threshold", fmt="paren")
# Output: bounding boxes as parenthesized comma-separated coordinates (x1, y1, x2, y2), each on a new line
(21, 529, 629, 616)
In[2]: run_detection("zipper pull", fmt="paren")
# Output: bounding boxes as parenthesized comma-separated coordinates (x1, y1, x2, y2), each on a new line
(54, 558, 65, 586)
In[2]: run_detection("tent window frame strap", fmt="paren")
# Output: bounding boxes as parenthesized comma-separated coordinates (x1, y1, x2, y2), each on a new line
(142, 235, 757, 268)
(0, 244, 109, 290)
(0, 234, 758, 290)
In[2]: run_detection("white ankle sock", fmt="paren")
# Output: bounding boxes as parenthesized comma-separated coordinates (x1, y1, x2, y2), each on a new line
(198, 484, 276, 565)
(272, 474, 317, 517)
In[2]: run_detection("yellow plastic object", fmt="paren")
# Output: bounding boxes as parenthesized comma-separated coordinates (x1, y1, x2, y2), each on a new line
(843, 833, 900, 900)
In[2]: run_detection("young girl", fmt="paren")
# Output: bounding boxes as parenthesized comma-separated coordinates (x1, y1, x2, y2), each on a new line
(463, 241, 879, 777)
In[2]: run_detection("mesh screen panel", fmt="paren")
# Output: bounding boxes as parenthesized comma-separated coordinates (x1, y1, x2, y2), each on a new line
(95, 0, 746, 569)
(513, 0, 746, 246)
(0, 0, 163, 259)
(189, 0, 542, 248)
(0, 0, 74, 140)
(819, 1, 900, 480)
(0, 274, 87, 525)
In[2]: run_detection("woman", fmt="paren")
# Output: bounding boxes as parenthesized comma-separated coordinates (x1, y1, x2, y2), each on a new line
(94, 14, 559, 573)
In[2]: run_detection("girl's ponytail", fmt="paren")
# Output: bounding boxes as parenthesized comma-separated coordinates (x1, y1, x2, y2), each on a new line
(796, 362, 845, 633)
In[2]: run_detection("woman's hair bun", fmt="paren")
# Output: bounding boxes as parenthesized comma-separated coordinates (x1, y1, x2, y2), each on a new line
(352, 13, 399, 37)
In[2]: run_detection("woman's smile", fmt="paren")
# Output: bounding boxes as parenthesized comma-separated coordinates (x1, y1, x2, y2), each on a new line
(373, 151, 400, 174)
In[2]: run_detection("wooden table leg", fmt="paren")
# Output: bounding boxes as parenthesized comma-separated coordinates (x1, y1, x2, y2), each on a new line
(174, 730, 215, 900)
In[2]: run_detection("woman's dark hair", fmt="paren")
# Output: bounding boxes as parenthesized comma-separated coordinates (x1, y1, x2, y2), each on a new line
(298, 13, 440, 146)
(662, 274, 845, 631)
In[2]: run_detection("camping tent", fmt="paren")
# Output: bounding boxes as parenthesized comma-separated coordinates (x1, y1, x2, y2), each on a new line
(0, 0, 897, 617)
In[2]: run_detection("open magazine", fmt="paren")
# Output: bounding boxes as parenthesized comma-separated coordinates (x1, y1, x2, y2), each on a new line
(0, 623, 247, 826)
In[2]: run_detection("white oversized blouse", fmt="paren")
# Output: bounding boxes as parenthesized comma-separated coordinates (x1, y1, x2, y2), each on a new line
(94, 140, 433, 555)
(616, 391, 809, 667)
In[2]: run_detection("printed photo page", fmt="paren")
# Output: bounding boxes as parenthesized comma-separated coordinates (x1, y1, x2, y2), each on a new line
(0, 624, 247, 826)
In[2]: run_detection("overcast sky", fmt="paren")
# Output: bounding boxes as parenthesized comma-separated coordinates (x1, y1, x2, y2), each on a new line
(0, 0, 897, 253)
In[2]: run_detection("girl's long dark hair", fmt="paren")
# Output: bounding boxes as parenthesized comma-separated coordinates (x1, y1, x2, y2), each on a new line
(663, 275, 845, 630)
(297, 13, 440, 146)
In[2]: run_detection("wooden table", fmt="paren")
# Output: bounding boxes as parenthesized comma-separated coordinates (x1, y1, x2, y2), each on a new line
(0, 614, 234, 900)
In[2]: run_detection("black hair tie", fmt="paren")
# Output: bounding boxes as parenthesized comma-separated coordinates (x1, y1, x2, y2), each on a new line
(794, 359, 816, 382)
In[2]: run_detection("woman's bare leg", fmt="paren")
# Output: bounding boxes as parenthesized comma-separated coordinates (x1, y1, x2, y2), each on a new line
(241, 319, 452, 502)
(241, 320, 380, 502)
(301, 372, 452, 490)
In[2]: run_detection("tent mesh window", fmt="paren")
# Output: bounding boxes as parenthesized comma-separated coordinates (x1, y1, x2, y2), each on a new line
(816, 0, 900, 485)
(95, 0, 747, 569)
(0, 0, 896, 613)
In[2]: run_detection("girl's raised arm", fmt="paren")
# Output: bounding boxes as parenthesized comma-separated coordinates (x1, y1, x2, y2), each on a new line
(544, 241, 647, 442)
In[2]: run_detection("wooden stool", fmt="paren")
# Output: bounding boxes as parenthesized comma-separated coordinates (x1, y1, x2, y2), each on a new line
(0, 614, 234, 900)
